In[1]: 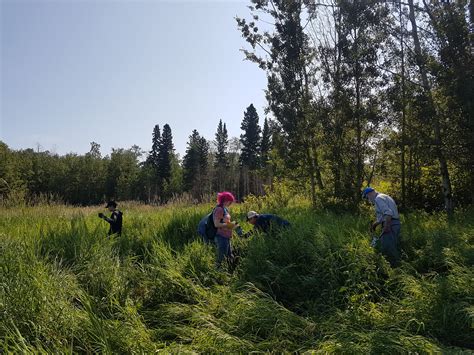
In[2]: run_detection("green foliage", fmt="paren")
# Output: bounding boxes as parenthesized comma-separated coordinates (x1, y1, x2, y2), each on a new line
(157, 124, 175, 202)
(239, 103, 262, 171)
(214, 119, 230, 192)
(237, 0, 473, 211)
(214, 119, 229, 170)
(243, 179, 298, 212)
(1, 201, 472, 352)
(260, 117, 272, 168)
(182, 130, 210, 198)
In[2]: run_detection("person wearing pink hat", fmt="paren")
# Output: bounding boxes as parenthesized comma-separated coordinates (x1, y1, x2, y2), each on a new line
(213, 191, 240, 270)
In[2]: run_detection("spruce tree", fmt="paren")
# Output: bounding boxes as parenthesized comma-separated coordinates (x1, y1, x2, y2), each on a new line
(145, 124, 161, 201)
(197, 136, 209, 174)
(214, 119, 229, 191)
(214, 119, 229, 169)
(147, 124, 161, 171)
(157, 124, 174, 184)
(260, 117, 271, 168)
(239, 104, 261, 170)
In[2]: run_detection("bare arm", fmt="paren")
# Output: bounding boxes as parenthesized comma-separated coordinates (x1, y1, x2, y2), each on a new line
(213, 208, 231, 229)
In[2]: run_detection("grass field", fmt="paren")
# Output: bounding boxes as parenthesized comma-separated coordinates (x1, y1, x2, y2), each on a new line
(1, 198, 473, 353)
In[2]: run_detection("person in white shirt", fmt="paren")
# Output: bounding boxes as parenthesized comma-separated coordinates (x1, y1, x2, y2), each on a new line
(362, 187, 401, 267)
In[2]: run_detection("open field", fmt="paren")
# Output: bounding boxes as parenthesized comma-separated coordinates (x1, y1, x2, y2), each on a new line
(1, 200, 473, 353)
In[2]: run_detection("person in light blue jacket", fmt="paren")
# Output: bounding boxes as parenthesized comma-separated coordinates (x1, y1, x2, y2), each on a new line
(362, 187, 401, 267)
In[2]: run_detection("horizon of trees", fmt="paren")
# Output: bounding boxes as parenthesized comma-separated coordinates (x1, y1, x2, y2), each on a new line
(0, 103, 276, 206)
(1, 0, 472, 212)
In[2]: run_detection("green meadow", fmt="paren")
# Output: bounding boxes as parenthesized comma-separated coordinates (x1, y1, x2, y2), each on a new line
(1, 197, 473, 353)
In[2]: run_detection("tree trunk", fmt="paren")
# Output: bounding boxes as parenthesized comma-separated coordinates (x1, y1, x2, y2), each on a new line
(312, 140, 324, 190)
(353, 27, 364, 202)
(408, 147, 413, 207)
(408, 0, 453, 215)
(367, 149, 377, 187)
(399, 0, 407, 210)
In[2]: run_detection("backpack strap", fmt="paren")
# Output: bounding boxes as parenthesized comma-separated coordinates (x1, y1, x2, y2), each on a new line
(213, 204, 227, 224)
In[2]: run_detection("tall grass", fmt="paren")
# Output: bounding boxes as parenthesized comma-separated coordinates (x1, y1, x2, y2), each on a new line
(0, 201, 473, 352)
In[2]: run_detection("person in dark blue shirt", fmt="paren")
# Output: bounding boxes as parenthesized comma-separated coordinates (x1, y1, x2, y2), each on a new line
(244, 210, 290, 237)
(98, 200, 123, 235)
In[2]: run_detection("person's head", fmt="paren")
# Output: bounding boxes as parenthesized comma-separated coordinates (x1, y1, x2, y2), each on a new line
(247, 211, 259, 225)
(105, 200, 117, 211)
(217, 191, 235, 207)
(362, 187, 377, 203)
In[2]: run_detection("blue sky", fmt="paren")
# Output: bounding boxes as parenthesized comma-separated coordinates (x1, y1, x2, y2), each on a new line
(1, 0, 267, 157)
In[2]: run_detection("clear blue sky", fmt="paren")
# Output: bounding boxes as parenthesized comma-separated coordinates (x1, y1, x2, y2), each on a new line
(1, 0, 267, 157)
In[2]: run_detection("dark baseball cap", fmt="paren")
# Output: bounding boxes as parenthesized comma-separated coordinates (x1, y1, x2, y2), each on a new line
(105, 201, 117, 208)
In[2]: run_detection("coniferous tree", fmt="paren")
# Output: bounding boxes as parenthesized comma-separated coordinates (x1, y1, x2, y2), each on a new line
(144, 124, 162, 201)
(214, 119, 229, 169)
(260, 117, 271, 168)
(147, 125, 161, 169)
(157, 124, 174, 185)
(214, 119, 229, 191)
(239, 104, 262, 196)
(157, 124, 179, 202)
(197, 137, 209, 179)
(239, 104, 261, 170)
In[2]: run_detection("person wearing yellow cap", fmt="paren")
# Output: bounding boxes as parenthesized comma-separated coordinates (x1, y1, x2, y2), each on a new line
(362, 187, 401, 267)
(244, 211, 290, 237)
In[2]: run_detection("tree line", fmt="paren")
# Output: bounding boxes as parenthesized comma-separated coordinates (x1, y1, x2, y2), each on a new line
(1, 0, 472, 211)
(0, 104, 274, 205)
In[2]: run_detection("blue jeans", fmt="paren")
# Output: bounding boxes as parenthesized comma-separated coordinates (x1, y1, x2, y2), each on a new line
(379, 220, 401, 267)
(215, 234, 233, 269)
